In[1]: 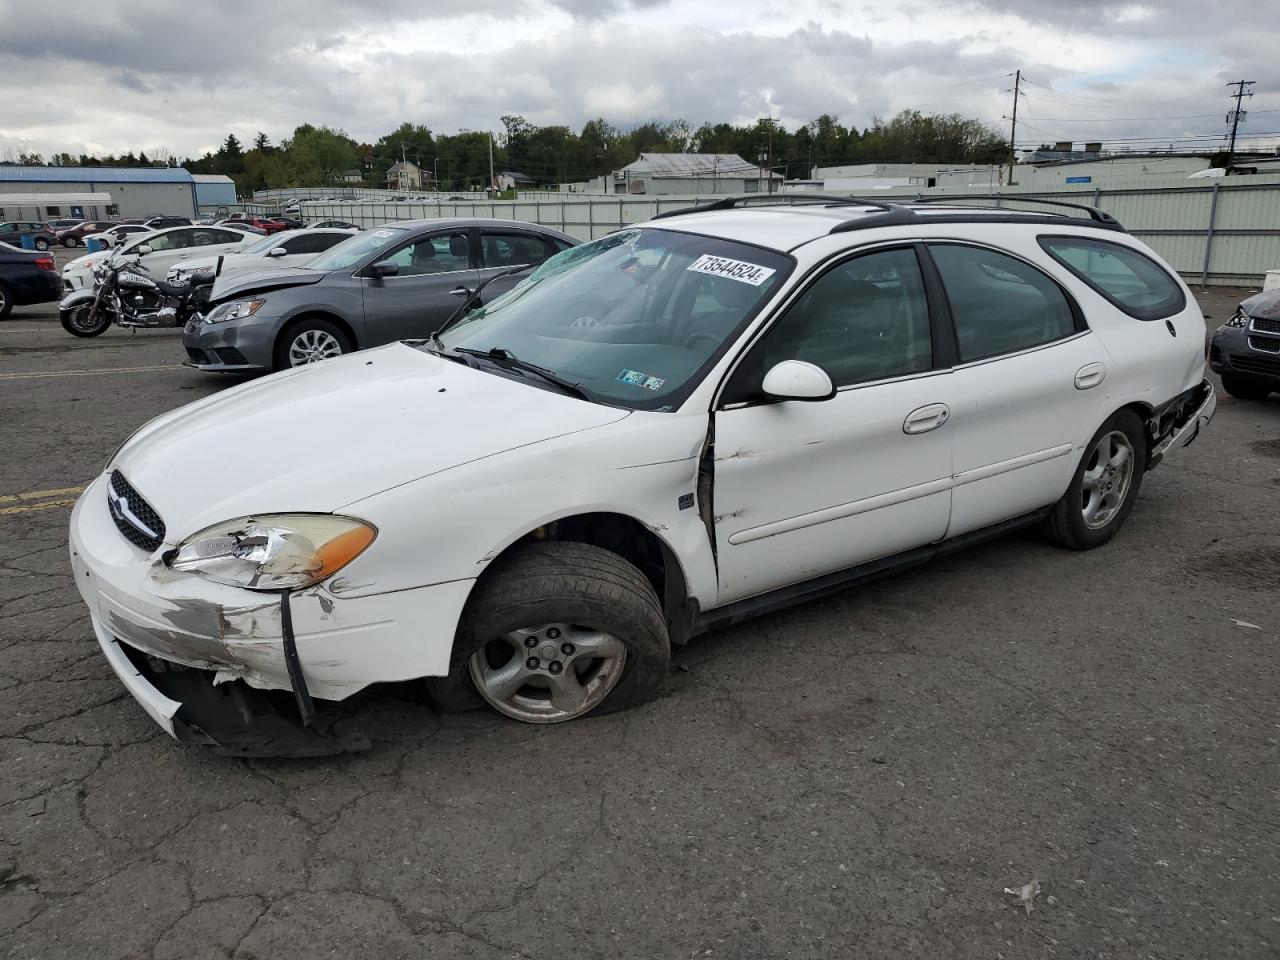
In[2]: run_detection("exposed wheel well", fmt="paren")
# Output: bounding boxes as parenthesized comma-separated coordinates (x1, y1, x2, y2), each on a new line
(278, 311, 358, 350)
(475, 512, 697, 644)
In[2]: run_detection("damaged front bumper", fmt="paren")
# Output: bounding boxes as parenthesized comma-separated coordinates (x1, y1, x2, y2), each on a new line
(92, 619, 369, 756)
(69, 473, 475, 754)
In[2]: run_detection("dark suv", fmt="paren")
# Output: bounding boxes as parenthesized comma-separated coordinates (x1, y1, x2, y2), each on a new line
(0, 221, 57, 251)
(142, 216, 192, 229)
(1210, 289, 1280, 400)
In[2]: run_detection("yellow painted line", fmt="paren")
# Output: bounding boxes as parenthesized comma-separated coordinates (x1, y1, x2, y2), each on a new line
(0, 363, 180, 381)
(0, 498, 79, 515)
(0, 486, 85, 504)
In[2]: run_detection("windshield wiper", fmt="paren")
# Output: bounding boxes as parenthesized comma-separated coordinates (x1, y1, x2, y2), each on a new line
(428, 262, 538, 354)
(454, 347, 601, 404)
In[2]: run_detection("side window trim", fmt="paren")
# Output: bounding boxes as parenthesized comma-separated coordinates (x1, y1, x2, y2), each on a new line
(922, 239, 1088, 367)
(480, 229, 550, 269)
(366, 231, 474, 279)
(1036, 233, 1186, 322)
(718, 242, 946, 408)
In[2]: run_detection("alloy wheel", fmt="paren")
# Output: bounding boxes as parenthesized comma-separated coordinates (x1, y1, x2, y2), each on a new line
(287, 329, 343, 366)
(468, 622, 628, 723)
(1080, 430, 1134, 529)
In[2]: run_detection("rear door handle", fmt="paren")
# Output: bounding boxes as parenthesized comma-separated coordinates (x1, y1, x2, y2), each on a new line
(903, 403, 950, 435)
(1074, 362, 1106, 390)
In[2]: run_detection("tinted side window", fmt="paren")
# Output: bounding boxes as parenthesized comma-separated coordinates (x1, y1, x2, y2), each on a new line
(482, 232, 551, 268)
(759, 247, 933, 388)
(286, 233, 345, 255)
(388, 232, 471, 276)
(930, 244, 1077, 363)
(1038, 236, 1185, 321)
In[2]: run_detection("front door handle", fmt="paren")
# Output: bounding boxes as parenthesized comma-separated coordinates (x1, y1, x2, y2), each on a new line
(903, 403, 950, 435)
(1074, 362, 1106, 390)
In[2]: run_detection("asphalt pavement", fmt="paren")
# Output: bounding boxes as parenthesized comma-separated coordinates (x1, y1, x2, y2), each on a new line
(2, 252, 1278, 959)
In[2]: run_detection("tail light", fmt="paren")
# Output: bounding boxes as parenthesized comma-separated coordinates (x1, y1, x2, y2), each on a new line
(34, 256, 55, 271)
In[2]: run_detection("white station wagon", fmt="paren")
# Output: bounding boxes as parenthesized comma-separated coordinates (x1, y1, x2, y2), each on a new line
(69, 197, 1215, 754)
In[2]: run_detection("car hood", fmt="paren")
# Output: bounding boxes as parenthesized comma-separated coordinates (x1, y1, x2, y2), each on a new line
(209, 265, 325, 301)
(112, 343, 632, 539)
(1241, 287, 1280, 320)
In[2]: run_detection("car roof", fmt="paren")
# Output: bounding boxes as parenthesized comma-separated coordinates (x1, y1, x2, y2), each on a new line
(639, 197, 1125, 253)
(381, 217, 575, 239)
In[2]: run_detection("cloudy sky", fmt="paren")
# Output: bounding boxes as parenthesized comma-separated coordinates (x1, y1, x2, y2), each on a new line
(0, 0, 1275, 162)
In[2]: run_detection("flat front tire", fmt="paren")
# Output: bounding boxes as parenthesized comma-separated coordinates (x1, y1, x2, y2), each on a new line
(427, 542, 671, 723)
(1044, 410, 1146, 550)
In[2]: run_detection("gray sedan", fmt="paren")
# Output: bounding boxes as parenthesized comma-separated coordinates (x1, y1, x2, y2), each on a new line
(183, 218, 576, 372)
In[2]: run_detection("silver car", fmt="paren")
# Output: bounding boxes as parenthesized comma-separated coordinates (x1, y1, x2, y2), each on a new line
(182, 219, 577, 372)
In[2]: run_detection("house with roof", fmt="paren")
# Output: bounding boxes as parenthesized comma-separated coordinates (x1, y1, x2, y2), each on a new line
(495, 170, 536, 190)
(613, 153, 784, 195)
(385, 160, 424, 191)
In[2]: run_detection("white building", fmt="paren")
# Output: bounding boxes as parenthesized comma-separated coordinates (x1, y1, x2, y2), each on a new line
(614, 153, 783, 195)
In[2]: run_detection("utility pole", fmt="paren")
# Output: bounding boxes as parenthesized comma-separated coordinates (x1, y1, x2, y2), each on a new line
(488, 133, 495, 197)
(1007, 69, 1021, 186)
(1225, 79, 1255, 165)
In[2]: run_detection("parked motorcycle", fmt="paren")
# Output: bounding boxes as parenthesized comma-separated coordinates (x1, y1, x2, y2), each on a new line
(59, 254, 215, 338)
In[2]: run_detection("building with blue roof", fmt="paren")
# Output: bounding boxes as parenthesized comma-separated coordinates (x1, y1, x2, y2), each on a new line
(0, 165, 235, 221)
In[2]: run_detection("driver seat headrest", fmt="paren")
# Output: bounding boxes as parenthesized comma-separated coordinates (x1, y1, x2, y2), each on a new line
(449, 234, 469, 258)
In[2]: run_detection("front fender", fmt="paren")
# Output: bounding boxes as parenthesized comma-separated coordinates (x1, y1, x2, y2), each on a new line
(59, 289, 97, 310)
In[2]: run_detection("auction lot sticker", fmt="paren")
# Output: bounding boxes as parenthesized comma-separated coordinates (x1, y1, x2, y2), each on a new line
(686, 253, 776, 286)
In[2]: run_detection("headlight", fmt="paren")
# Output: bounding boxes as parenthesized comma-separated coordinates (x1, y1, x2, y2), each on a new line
(205, 299, 266, 324)
(1224, 307, 1249, 328)
(169, 514, 376, 590)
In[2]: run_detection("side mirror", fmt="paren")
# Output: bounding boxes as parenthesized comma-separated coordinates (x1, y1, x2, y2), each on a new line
(370, 260, 399, 278)
(761, 360, 836, 402)
(266, 247, 287, 258)
(136, 244, 153, 255)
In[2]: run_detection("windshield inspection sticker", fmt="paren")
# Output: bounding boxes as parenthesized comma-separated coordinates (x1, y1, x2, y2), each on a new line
(617, 369, 665, 391)
(686, 253, 776, 286)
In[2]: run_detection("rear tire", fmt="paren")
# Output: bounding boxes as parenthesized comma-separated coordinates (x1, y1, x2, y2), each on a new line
(1044, 410, 1146, 550)
(273, 317, 351, 370)
(0, 281, 12, 320)
(63, 237, 78, 248)
(1221, 375, 1273, 401)
(33, 238, 49, 251)
(426, 542, 671, 722)
(60, 304, 110, 338)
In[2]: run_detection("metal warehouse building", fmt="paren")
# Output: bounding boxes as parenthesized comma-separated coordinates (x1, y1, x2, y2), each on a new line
(0, 166, 234, 220)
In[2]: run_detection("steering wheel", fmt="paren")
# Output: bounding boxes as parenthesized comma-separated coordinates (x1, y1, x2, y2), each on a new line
(683, 330, 720, 350)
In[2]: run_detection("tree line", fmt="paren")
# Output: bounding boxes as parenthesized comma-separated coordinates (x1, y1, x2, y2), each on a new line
(8, 110, 1011, 194)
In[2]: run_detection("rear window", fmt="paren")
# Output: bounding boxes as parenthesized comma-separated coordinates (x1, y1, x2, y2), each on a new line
(1039, 236, 1185, 322)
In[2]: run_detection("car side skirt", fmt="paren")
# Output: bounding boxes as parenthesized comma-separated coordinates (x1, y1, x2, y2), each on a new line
(692, 509, 1049, 636)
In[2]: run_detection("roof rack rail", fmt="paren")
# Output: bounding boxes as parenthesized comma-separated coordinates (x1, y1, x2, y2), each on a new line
(645, 191, 1129, 236)
(651, 193, 906, 221)
(911, 194, 1122, 226)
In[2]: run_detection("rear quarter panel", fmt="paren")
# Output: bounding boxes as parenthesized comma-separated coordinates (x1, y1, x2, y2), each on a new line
(1021, 229, 1207, 415)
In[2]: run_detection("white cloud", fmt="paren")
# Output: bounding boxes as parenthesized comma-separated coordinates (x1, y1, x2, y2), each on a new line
(0, 0, 1274, 160)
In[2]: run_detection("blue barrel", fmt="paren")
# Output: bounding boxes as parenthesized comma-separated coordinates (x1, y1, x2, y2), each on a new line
(19, 234, 34, 250)
(85, 238, 104, 254)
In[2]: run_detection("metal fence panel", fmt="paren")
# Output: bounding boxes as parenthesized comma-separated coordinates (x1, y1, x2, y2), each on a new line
(292, 177, 1280, 286)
